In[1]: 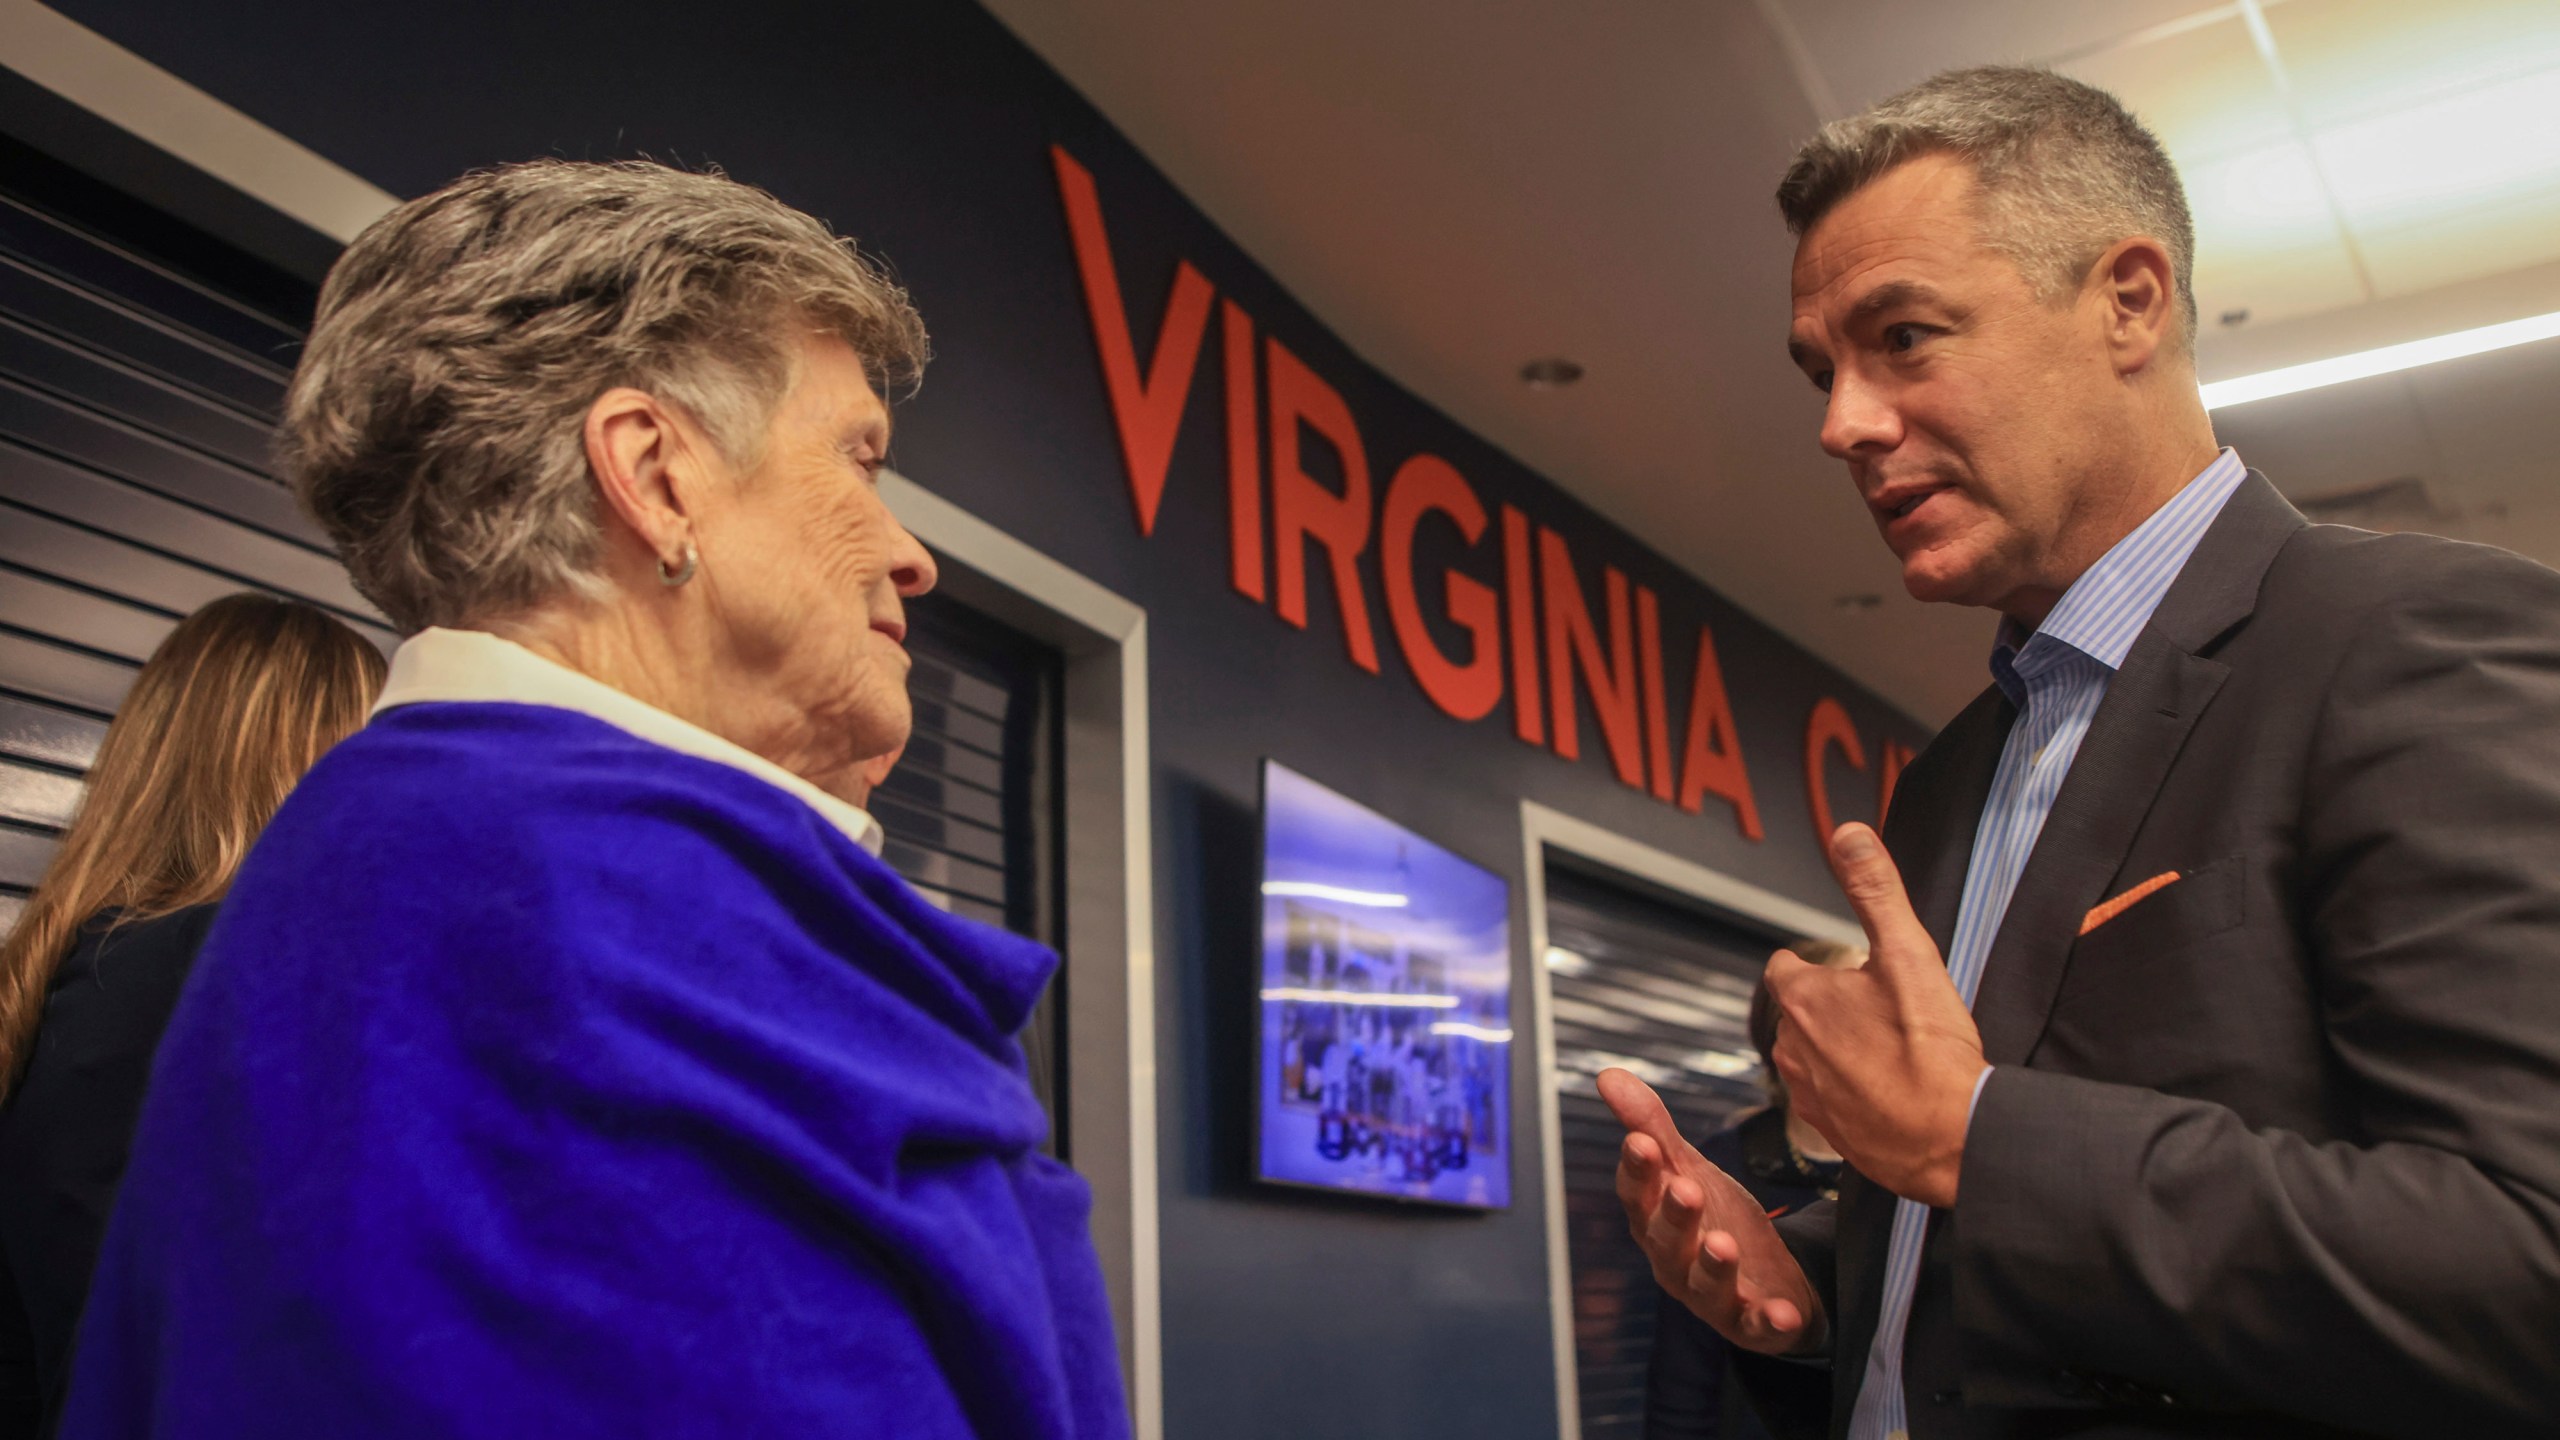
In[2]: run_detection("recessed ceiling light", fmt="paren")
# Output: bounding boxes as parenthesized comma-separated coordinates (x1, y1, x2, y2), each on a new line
(2201, 308, 2560, 411)
(1520, 357, 1584, 388)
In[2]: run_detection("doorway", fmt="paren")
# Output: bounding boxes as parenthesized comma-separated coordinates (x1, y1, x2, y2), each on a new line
(1519, 801, 1857, 1440)
(1545, 862, 1783, 1439)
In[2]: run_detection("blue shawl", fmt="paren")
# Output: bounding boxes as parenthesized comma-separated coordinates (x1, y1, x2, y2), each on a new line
(63, 703, 1129, 1439)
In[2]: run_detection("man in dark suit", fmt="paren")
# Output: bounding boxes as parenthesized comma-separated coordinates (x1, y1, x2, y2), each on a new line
(1598, 66, 2560, 1439)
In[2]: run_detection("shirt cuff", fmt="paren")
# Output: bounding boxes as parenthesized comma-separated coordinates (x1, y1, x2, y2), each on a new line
(1966, 1063, 1995, 1131)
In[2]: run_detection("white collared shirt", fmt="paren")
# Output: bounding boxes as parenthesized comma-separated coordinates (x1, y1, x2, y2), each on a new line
(371, 627, 885, 857)
(1848, 448, 2251, 1440)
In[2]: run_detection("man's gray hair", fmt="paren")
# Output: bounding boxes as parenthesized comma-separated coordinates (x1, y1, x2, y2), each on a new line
(1776, 66, 2197, 345)
(282, 159, 930, 633)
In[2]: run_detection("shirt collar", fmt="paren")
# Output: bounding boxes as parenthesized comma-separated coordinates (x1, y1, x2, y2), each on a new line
(371, 627, 885, 856)
(1992, 448, 2250, 696)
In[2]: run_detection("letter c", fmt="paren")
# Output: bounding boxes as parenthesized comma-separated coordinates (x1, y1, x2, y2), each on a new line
(1803, 696, 1866, 844)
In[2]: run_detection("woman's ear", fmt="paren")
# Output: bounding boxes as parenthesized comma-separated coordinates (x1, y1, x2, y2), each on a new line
(2097, 236, 2180, 377)
(582, 387, 703, 566)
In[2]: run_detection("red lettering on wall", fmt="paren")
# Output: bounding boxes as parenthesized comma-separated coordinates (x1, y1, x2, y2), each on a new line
(1048, 144, 1907, 846)
(1221, 300, 1264, 601)
(1051, 146, 1215, 537)
(1636, 588, 1676, 802)
(1677, 624, 1764, 840)
(1266, 337, 1381, 674)
(1382, 455, 1503, 722)
(1502, 506, 1544, 746)
(1803, 697, 1866, 843)
(1539, 527, 1646, 791)
(1877, 738, 1914, 829)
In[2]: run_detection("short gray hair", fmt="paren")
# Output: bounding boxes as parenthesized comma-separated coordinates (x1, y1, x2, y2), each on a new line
(1776, 66, 2197, 346)
(283, 159, 930, 633)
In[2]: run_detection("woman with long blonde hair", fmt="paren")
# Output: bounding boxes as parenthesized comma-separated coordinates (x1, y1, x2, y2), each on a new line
(0, 592, 383, 1437)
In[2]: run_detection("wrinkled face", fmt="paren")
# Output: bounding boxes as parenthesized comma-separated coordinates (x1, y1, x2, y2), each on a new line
(692, 334, 936, 772)
(1788, 154, 2122, 618)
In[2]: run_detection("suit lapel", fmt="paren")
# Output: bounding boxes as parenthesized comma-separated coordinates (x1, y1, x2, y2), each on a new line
(1968, 641, 2227, 1064)
(1969, 472, 2307, 1067)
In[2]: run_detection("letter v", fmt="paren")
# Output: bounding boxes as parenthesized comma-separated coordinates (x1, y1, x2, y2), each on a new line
(1052, 145, 1216, 536)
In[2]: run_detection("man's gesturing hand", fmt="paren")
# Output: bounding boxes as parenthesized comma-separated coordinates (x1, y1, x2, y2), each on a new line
(1597, 1067, 1825, 1355)
(1768, 822, 1986, 1209)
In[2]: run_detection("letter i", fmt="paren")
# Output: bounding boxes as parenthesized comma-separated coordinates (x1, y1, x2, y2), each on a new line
(1223, 301, 1264, 602)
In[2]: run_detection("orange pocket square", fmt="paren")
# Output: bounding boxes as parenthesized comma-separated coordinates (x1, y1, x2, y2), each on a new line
(2081, 871, 2182, 936)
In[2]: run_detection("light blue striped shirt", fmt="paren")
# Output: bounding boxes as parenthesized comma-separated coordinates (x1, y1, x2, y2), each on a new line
(1846, 448, 2248, 1440)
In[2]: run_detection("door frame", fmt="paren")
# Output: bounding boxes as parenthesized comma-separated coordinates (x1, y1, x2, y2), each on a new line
(1519, 800, 1857, 1440)
(885, 474, 1162, 1440)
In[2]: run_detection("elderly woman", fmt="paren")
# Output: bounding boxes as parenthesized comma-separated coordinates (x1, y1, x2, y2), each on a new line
(63, 162, 1128, 1440)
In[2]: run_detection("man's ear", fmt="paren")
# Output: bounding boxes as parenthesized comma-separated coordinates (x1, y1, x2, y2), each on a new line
(582, 387, 703, 565)
(2095, 236, 2180, 376)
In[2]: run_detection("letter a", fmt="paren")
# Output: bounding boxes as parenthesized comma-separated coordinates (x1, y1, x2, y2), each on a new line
(1676, 624, 1763, 840)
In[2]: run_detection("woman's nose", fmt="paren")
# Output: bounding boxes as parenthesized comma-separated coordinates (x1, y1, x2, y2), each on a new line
(889, 523, 939, 597)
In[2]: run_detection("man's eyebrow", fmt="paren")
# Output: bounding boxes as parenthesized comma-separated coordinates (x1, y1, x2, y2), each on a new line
(1845, 279, 1942, 325)
(1788, 279, 1947, 367)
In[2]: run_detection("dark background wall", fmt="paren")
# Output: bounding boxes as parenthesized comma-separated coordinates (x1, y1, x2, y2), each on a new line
(37, 4, 1933, 1434)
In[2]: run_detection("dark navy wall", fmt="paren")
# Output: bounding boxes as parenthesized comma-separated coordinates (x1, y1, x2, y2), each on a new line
(44, 5, 1933, 1434)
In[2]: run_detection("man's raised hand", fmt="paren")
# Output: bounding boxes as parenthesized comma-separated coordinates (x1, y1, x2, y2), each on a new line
(1765, 822, 1985, 1209)
(1596, 1067, 1825, 1355)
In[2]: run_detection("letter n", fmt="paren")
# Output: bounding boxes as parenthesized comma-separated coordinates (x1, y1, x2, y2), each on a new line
(1539, 527, 1645, 790)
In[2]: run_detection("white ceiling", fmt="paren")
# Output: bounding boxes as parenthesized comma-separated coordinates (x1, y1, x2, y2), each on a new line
(979, 0, 2560, 726)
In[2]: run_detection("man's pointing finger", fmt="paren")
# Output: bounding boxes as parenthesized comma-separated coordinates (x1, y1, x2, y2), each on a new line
(1824, 823, 1935, 964)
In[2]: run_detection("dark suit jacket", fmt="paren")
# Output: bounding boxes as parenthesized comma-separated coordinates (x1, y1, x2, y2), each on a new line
(0, 904, 218, 1439)
(1752, 473, 2560, 1438)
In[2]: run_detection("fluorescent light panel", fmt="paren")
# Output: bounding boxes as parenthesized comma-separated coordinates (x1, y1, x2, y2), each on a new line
(1428, 1021, 1515, 1044)
(2201, 308, 2560, 409)
(1260, 881, 1410, 908)
(1259, 987, 1459, 1009)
